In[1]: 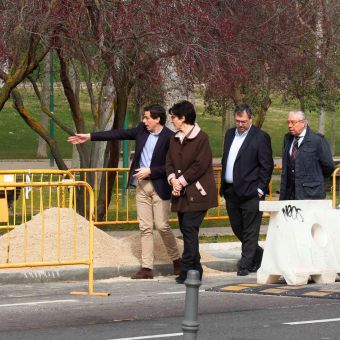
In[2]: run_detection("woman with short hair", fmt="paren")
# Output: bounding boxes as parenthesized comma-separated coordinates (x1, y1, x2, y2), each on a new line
(166, 100, 217, 284)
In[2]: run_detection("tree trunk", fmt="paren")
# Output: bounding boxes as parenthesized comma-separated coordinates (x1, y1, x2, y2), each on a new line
(88, 81, 115, 213)
(89, 77, 115, 170)
(228, 109, 233, 130)
(221, 109, 228, 153)
(315, 2, 327, 135)
(221, 110, 226, 136)
(68, 62, 82, 168)
(90, 77, 115, 184)
(96, 89, 128, 220)
(297, 95, 305, 112)
(329, 102, 336, 156)
(231, 87, 243, 105)
(36, 54, 49, 158)
(161, 59, 194, 111)
(255, 96, 272, 128)
(318, 107, 326, 135)
(71, 145, 80, 168)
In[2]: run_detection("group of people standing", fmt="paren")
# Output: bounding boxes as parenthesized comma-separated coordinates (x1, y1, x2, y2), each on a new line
(68, 101, 335, 282)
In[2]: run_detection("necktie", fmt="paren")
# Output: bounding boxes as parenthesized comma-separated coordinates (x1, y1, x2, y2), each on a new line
(291, 137, 300, 159)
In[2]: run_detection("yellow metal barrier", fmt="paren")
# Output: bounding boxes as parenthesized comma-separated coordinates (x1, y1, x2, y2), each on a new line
(0, 174, 16, 223)
(0, 170, 74, 227)
(0, 181, 108, 296)
(69, 168, 133, 225)
(332, 167, 340, 208)
(69, 166, 284, 226)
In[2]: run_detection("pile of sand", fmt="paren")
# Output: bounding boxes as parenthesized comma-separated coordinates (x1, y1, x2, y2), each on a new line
(0, 208, 217, 267)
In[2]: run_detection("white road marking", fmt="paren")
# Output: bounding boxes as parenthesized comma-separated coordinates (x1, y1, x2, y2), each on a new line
(157, 290, 205, 295)
(0, 299, 78, 308)
(108, 333, 183, 340)
(284, 318, 340, 325)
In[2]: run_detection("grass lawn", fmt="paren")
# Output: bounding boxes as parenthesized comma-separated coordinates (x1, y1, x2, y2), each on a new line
(0, 86, 339, 159)
(0, 86, 92, 159)
(197, 95, 340, 158)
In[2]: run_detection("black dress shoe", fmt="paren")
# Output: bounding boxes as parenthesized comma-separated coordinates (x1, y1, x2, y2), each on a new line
(237, 268, 250, 276)
(175, 271, 187, 284)
(176, 276, 186, 284)
(251, 247, 263, 272)
(249, 263, 261, 273)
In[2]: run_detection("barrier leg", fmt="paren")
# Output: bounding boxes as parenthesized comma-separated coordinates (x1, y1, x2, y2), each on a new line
(257, 273, 280, 284)
(311, 272, 337, 284)
(284, 273, 309, 286)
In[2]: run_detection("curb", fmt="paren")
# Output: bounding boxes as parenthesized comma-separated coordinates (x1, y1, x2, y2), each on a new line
(0, 260, 238, 285)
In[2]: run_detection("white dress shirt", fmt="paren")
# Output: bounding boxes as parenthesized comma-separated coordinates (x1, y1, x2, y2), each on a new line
(225, 126, 251, 183)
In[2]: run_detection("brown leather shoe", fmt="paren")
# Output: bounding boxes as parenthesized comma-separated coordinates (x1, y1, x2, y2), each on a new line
(173, 258, 181, 276)
(131, 268, 153, 279)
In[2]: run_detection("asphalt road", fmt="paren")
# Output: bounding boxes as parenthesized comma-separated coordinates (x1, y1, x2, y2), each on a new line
(0, 274, 340, 340)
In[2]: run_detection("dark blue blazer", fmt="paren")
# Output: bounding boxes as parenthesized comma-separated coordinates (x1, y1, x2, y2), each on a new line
(91, 123, 174, 200)
(220, 125, 274, 199)
(280, 126, 334, 200)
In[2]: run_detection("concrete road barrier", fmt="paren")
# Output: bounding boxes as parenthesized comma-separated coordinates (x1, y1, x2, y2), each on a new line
(258, 200, 340, 285)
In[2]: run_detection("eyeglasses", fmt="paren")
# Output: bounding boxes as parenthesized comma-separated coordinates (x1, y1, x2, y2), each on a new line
(287, 120, 304, 126)
(235, 119, 250, 125)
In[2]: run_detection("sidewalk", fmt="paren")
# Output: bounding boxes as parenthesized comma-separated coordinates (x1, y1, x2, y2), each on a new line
(0, 159, 73, 170)
(105, 226, 268, 238)
(0, 226, 267, 285)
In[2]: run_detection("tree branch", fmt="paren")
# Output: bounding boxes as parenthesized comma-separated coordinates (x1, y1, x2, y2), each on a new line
(56, 49, 85, 133)
(10, 89, 68, 170)
(27, 75, 75, 135)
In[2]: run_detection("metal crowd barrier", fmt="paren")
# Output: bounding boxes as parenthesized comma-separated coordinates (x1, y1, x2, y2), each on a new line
(0, 181, 107, 296)
(332, 167, 340, 208)
(69, 166, 285, 226)
(0, 170, 74, 226)
(2, 167, 336, 229)
(69, 168, 133, 224)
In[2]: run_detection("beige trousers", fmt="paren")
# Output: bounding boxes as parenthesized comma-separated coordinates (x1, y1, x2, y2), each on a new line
(136, 180, 180, 269)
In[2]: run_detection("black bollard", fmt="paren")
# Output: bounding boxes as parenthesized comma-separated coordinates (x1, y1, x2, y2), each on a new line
(182, 270, 201, 340)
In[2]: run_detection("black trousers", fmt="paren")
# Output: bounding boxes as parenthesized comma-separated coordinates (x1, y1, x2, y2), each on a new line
(223, 185, 263, 270)
(177, 210, 206, 276)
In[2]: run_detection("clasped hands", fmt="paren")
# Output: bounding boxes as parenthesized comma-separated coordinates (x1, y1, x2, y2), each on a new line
(170, 178, 183, 197)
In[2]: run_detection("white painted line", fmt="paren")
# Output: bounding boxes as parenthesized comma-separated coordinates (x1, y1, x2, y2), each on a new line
(0, 299, 78, 308)
(107, 333, 183, 340)
(158, 290, 205, 295)
(284, 318, 340, 325)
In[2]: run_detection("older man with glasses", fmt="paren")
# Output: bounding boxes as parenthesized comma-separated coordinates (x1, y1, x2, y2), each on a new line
(220, 103, 274, 276)
(279, 110, 334, 201)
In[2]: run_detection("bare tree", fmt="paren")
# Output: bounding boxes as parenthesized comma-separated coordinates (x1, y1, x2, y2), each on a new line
(36, 54, 50, 158)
